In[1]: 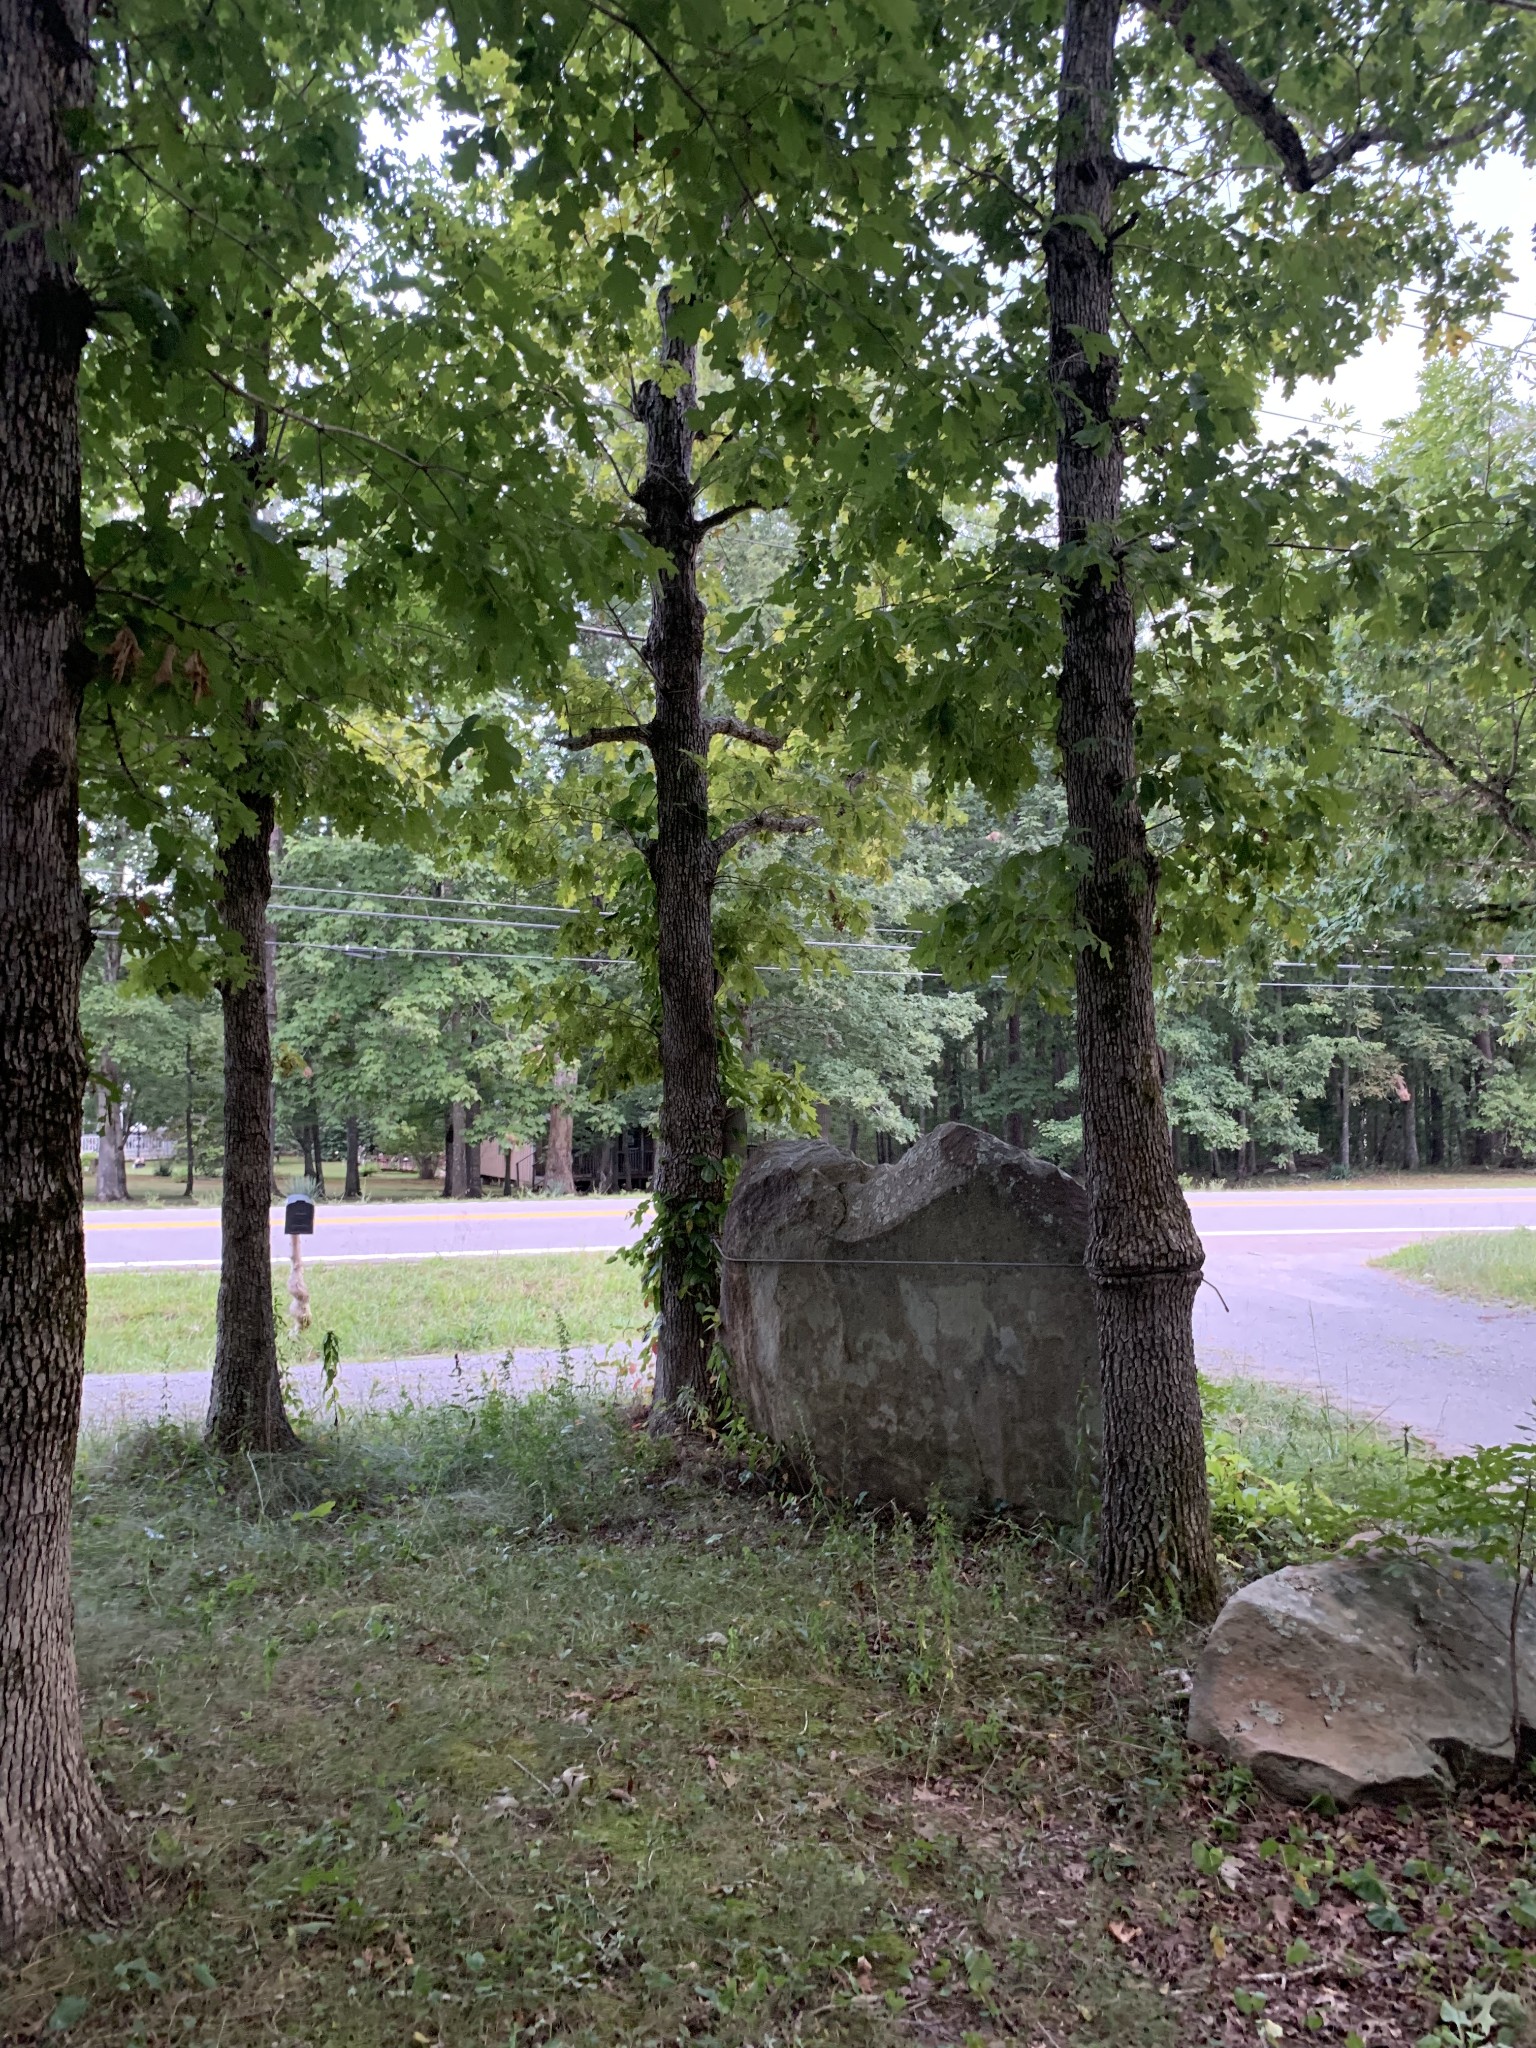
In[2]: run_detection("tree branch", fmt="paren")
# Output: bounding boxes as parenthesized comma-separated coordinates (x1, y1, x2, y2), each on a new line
(708, 715, 786, 751)
(203, 367, 471, 483)
(712, 810, 818, 857)
(696, 499, 767, 535)
(559, 722, 653, 752)
(1144, 3, 1503, 190)
(1395, 711, 1536, 858)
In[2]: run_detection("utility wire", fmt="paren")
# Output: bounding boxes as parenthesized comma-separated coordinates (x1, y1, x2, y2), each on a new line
(269, 900, 919, 950)
(273, 882, 587, 916)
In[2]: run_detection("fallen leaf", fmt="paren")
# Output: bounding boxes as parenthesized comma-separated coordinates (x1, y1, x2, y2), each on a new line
(1108, 1921, 1142, 1945)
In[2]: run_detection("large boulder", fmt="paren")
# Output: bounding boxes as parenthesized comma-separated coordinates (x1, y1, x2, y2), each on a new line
(719, 1123, 1099, 1518)
(1189, 1552, 1536, 1804)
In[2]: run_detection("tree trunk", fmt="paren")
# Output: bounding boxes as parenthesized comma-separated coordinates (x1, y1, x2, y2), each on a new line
(92, 929, 129, 1201)
(0, 0, 126, 1944)
(309, 1118, 327, 1200)
(639, 293, 725, 1426)
(461, 1116, 482, 1198)
(1430, 1085, 1445, 1167)
(1339, 1051, 1351, 1173)
(545, 1067, 576, 1195)
(1048, 0, 1219, 1619)
(1474, 1024, 1498, 1166)
(208, 787, 298, 1454)
(94, 1063, 129, 1201)
(265, 825, 282, 1197)
(1403, 1081, 1419, 1171)
(1005, 1006, 1025, 1148)
(183, 1032, 196, 1197)
(447, 1102, 468, 1198)
(343, 1115, 361, 1198)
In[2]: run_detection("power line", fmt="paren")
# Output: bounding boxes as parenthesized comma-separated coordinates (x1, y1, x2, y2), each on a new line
(286, 939, 946, 980)
(272, 882, 924, 946)
(273, 882, 587, 916)
(1259, 407, 1386, 441)
(270, 900, 918, 950)
(271, 902, 570, 934)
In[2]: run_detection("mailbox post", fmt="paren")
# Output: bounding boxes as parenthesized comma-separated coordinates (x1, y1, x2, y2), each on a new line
(283, 1194, 314, 1334)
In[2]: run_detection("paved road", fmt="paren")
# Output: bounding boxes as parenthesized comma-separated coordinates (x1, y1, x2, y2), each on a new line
(80, 1344, 646, 1434)
(84, 1195, 644, 1271)
(82, 1183, 1536, 1449)
(1189, 1184, 1536, 1449)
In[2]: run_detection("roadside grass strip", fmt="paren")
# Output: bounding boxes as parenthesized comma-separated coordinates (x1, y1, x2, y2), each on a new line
(85, 1254, 647, 1375)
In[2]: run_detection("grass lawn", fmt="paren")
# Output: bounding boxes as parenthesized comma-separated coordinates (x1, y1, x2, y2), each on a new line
(6, 1383, 1534, 2045)
(85, 1254, 648, 1374)
(1377, 1227, 1536, 1308)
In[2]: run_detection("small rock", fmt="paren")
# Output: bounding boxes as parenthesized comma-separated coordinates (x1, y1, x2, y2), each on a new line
(1189, 1552, 1536, 1805)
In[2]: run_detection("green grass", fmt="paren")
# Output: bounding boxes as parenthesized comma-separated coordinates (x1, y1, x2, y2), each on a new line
(7, 1385, 1533, 2046)
(85, 1253, 647, 1374)
(1377, 1227, 1536, 1308)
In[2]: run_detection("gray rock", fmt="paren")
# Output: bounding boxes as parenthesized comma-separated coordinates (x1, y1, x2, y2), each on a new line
(719, 1123, 1099, 1518)
(1189, 1552, 1536, 1804)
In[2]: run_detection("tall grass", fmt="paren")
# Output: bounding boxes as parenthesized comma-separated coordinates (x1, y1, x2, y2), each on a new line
(1378, 1228, 1536, 1308)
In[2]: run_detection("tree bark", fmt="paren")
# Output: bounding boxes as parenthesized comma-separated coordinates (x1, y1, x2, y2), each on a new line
(446, 1101, 467, 1198)
(1005, 1006, 1025, 1148)
(1402, 1084, 1419, 1171)
(183, 1032, 196, 1197)
(545, 1066, 576, 1195)
(93, 1061, 129, 1201)
(1048, 0, 1219, 1618)
(207, 787, 298, 1454)
(639, 293, 725, 1426)
(1430, 1085, 1445, 1167)
(264, 825, 282, 1197)
(308, 1118, 327, 1200)
(1338, 1051, 1351, 1173)
(0, 0, 126, 1947)
(92, 928, 129, 1201)
(343, 1114, 361, 1199)
(1474, 1023, 1497, 1166)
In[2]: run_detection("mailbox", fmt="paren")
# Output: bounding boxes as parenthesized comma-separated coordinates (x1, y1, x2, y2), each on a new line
(284, 1196, 315, 1237)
